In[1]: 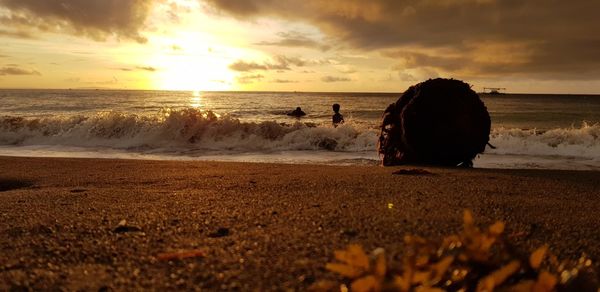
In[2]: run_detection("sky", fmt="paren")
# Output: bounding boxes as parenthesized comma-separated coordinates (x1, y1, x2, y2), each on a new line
(1, 0, 600, 93)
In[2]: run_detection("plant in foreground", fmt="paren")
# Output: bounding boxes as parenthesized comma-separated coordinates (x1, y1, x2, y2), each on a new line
(311, 210, 598, 292)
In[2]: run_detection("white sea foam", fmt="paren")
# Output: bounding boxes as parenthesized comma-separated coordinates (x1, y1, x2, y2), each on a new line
(1, 109, 599, 169)
(0, 108, 378, 153)
(487, 122, 600, 158)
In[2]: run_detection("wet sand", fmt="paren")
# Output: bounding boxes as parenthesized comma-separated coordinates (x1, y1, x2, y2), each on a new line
(0, 156, 599, 290)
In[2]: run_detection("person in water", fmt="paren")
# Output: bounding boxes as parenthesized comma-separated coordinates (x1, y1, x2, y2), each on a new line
(332, 103, 344, 127)
(287, 107, 306, 117)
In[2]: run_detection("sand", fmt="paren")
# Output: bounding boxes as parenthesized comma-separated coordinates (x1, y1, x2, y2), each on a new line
(0, 156, 599, 290)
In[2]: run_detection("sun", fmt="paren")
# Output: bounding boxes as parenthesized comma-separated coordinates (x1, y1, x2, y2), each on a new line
(151, 51, 234, 91)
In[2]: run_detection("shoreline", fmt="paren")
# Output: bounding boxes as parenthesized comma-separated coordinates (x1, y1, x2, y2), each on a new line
(1, 156, 599, 290)
(2, 151, 599, 171)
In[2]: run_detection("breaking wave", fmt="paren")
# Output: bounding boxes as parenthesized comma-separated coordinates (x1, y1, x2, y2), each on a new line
(0, 109, 378, 153)
(1, 108, 599, 163)
(488, 122, 600, 159)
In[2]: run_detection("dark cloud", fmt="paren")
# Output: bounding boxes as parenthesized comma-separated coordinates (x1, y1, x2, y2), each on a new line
(0, 0, 153, 43)
(321, 76, 350, 82)
(136, 66, 156, 72)
(236, 74, 264, 84)
(0, 66, 41, 76)
(229, 55, 307, 72)
(115, 66, 157, 72)
(255, 31, 330, 51)
(229, 61, 269, 72)
(204, 0, 600, 79)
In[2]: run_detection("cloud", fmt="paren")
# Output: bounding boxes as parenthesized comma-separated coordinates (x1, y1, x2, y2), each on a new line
(255, 31, 330, 51)
(0, 0, 153, 43)
(116, 66, 157, 72)
(271, 79, 298, 83)
(0, 28, 36, 39)
(204, 0, 600, 79)
(236, 74, 264, 84)
(136, 66, 156, 72)
(0, 66, 41, 76)
(229, 61, 269, 72)
(336, 66, 357, 74)
(229, 55, 307, 72)
(321, 76, 351, 82)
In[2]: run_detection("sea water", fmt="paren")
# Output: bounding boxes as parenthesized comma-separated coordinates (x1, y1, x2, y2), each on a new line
(1, 89, 599, 170)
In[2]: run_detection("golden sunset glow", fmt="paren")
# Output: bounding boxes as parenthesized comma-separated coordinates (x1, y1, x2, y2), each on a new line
(1, 0, 600, 93)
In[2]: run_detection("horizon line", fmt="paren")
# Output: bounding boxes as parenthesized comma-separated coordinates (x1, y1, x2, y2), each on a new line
(0, 87, 599, 96)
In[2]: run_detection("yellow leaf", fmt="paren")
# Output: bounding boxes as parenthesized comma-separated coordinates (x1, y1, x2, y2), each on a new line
(477, 260, 521, 292)
(404, 235, 427, 245)
(411, 271, 432, 284)
(488, 221, 505, 236)
(334, 250, 352, 264)
(333, 245, 370, 271)
(477, 277, 495, 292)
(464, 210, 474, 226)
(375, 252, 386, 278)
(532, 271, 557, 292)
(351, 275, 380, 292)
(530, 245, 549, 270)
(394, 275, 411, 292)
(432, 256, 454, 281)
(325, 263, 364, 278)
(480, 235, 497, 252)
(416, 255, 430, 267)
(348, 244, 370, 270)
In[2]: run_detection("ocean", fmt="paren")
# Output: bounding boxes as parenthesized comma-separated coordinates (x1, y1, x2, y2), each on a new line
(1, 89, 599, 170)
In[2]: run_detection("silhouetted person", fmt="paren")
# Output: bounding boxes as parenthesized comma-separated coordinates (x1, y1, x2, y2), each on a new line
(332, 103, 344, 127)
(287, 107, 306, 117)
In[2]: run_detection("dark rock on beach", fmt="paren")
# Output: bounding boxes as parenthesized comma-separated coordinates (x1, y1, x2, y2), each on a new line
(379, 78, 491, 167)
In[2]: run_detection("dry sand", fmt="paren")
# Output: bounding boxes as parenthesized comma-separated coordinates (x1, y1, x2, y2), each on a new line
(0, 156, 599, 290)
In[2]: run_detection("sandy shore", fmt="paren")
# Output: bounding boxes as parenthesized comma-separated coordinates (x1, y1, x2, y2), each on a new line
(0, 156, 599, 290)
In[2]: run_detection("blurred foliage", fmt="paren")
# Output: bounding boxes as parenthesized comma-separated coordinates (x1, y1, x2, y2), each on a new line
(311, 210, 598, 292)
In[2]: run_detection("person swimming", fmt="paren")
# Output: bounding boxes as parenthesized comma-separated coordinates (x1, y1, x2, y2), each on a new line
(332, 103, 344, 127)
(287, 107, 306, 117)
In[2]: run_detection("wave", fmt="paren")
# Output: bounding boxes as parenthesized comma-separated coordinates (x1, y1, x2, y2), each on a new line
(1, 109, 599, 161)
(488, 122, 600, 159)
(0, 109, 378, 153)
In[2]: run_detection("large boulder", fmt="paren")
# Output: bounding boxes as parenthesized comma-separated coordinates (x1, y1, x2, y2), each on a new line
(378, 78, 491, 167)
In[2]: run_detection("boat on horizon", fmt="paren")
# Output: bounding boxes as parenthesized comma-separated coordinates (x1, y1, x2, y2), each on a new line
(483, 87, 506, 95)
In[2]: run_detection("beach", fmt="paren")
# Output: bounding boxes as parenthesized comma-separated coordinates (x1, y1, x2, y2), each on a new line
(1, 156, 599, 290)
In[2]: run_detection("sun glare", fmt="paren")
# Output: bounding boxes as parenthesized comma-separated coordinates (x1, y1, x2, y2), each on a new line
(190, 90, 203, 108)
(152, 52, 234, 91)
